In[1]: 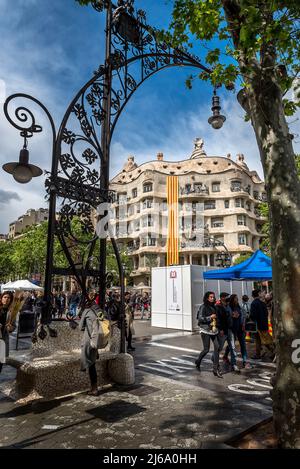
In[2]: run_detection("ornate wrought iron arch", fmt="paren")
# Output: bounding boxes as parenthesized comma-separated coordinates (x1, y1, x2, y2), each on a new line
(2, 1, 222, 341)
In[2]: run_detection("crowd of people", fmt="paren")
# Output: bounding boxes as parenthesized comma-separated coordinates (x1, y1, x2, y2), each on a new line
(1, 285, 275, 395)
(195, 289, 275, 378)
(48, 289, 151, 321)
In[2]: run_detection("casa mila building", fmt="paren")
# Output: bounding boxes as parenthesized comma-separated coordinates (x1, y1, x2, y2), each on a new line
(110, 139, 266, 288)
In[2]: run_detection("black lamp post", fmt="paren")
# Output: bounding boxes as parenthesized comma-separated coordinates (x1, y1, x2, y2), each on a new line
(2, 0, 226, 350)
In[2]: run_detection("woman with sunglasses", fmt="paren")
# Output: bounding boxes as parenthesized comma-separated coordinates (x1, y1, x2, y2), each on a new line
(195, 291, 222, 378)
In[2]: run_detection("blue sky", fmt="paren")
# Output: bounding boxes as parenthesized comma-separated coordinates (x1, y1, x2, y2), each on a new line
(0, 0, 299, 233)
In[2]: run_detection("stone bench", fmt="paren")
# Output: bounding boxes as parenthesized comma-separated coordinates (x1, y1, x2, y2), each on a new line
(7, 320, 134, 402)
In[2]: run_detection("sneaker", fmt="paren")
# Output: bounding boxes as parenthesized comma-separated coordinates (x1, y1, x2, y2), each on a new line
(231, 364, 240, 373)
(195, 360, 201, 371)
(87, 388, 99, 396)
(127, 346, 136, 351)
(213, 369, 223, 378)
(243, 362, 253, 369)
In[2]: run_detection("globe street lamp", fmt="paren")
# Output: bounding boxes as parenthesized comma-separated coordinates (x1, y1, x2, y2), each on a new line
(2, 134, 43, 183)
(208, 89, 226, 129)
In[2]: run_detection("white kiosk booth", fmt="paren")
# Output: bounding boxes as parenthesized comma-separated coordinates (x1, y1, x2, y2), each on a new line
(151, 265, 253, 332)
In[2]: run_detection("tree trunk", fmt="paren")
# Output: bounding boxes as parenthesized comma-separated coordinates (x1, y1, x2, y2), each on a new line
(246, 77, 300, 448)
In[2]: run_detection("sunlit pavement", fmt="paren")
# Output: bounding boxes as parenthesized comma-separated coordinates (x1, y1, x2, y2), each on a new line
(0, 322, 273, 449)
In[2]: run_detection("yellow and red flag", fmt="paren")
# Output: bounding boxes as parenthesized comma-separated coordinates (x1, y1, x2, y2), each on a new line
(167, 175, 179, 266)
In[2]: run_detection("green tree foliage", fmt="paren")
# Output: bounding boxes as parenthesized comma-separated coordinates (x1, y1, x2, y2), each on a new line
(166, 0, 300, 109)
(233, 252, 251, 265)
(0, 221, 132, 286)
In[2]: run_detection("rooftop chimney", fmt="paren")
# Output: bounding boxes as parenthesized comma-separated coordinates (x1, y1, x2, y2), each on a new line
(157, 152, 164, 161)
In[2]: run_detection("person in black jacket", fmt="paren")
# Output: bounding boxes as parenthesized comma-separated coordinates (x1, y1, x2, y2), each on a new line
(250, 289, 275, 359)
(195, 291, 222, 378)
(217, 292, 239, 373)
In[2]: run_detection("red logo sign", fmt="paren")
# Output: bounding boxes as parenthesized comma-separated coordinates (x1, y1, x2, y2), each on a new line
(170, 271, 177, 279)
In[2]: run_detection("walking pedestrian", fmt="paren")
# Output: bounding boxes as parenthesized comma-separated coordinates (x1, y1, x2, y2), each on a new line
(125, 292, 135, 351)
(195, 291, 222, 378)
(68, 289, 80, 318)
(140, 292, 149, 320)
(215, 292, 240, 372)
(250, 289, 275, 360)
(79, 290, 103, 396)
(223, 294, 252, 369)
(57, 291, 66, 318)
(0, 292, 16, 374)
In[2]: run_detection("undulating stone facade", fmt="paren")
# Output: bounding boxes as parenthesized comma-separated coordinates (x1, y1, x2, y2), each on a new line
(110, 138, 266, 287)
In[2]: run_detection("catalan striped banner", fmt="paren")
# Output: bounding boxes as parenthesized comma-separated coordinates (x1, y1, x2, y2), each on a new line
(167, 175, 179, 266)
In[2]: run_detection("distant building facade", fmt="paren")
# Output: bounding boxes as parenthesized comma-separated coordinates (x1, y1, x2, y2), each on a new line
(8, 208, 49, 239)
(110, 139, 266, 287)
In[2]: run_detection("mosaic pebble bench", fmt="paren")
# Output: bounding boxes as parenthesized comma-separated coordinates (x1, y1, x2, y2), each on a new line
(7, 321, 135, 402)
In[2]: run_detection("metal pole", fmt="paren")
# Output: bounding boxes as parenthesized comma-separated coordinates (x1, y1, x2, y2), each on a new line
(99, 1, 113, 311)
(110, 237, 126, 353)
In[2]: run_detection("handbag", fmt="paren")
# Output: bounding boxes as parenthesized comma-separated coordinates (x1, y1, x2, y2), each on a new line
(258, 330, 274, 345)
(0, 339, 6, 364)
(245, 320, 257, 332)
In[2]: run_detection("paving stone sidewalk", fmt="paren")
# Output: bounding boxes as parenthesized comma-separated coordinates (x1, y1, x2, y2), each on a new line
(0, 365, 272, 449)
(0, 323, 272, 449)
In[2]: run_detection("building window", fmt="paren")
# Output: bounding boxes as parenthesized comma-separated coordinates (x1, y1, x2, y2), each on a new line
(237, 215, 247, 226)
(238, 233, 248, 245)
(231, 180, 242, 191)
(246, 201, 251, 211)
(143, 183, 153, 193)
(132, 188, 137, 198)
(204, 200, 216, 210)
(128, 205, 134, 216)
(135, 222, 140, 231)
(224, 200, 230, 208)
(212, 182, 220, 192)
(261, 192, 267, 202)
(235, 198, 244, 208)
(148, 215, 153, 227)
(253, 190, 259, 200)
(211, 218, 224, 228)
(136, 203, 140, 213)
(162, 200, 168, 211)
(148, 237, 156, 246)
(143, 199, 153, 209)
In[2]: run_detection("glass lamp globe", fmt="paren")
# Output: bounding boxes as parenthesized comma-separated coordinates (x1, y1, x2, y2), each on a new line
(208, 115, 226, 129)
(13, 164, 33, 183)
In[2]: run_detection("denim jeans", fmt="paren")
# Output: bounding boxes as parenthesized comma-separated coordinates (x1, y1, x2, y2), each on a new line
(69, 303, 77, 317)
(225, 329, 238, 366)
(224, 330, 248, 363)
(196, 333, 220, 372)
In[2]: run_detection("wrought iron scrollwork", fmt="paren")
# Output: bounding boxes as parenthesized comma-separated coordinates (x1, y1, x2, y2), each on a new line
(3, 0, 214, 329)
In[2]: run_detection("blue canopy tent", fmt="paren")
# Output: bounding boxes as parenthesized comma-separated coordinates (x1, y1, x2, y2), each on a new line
(203, 250, 272, 281)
